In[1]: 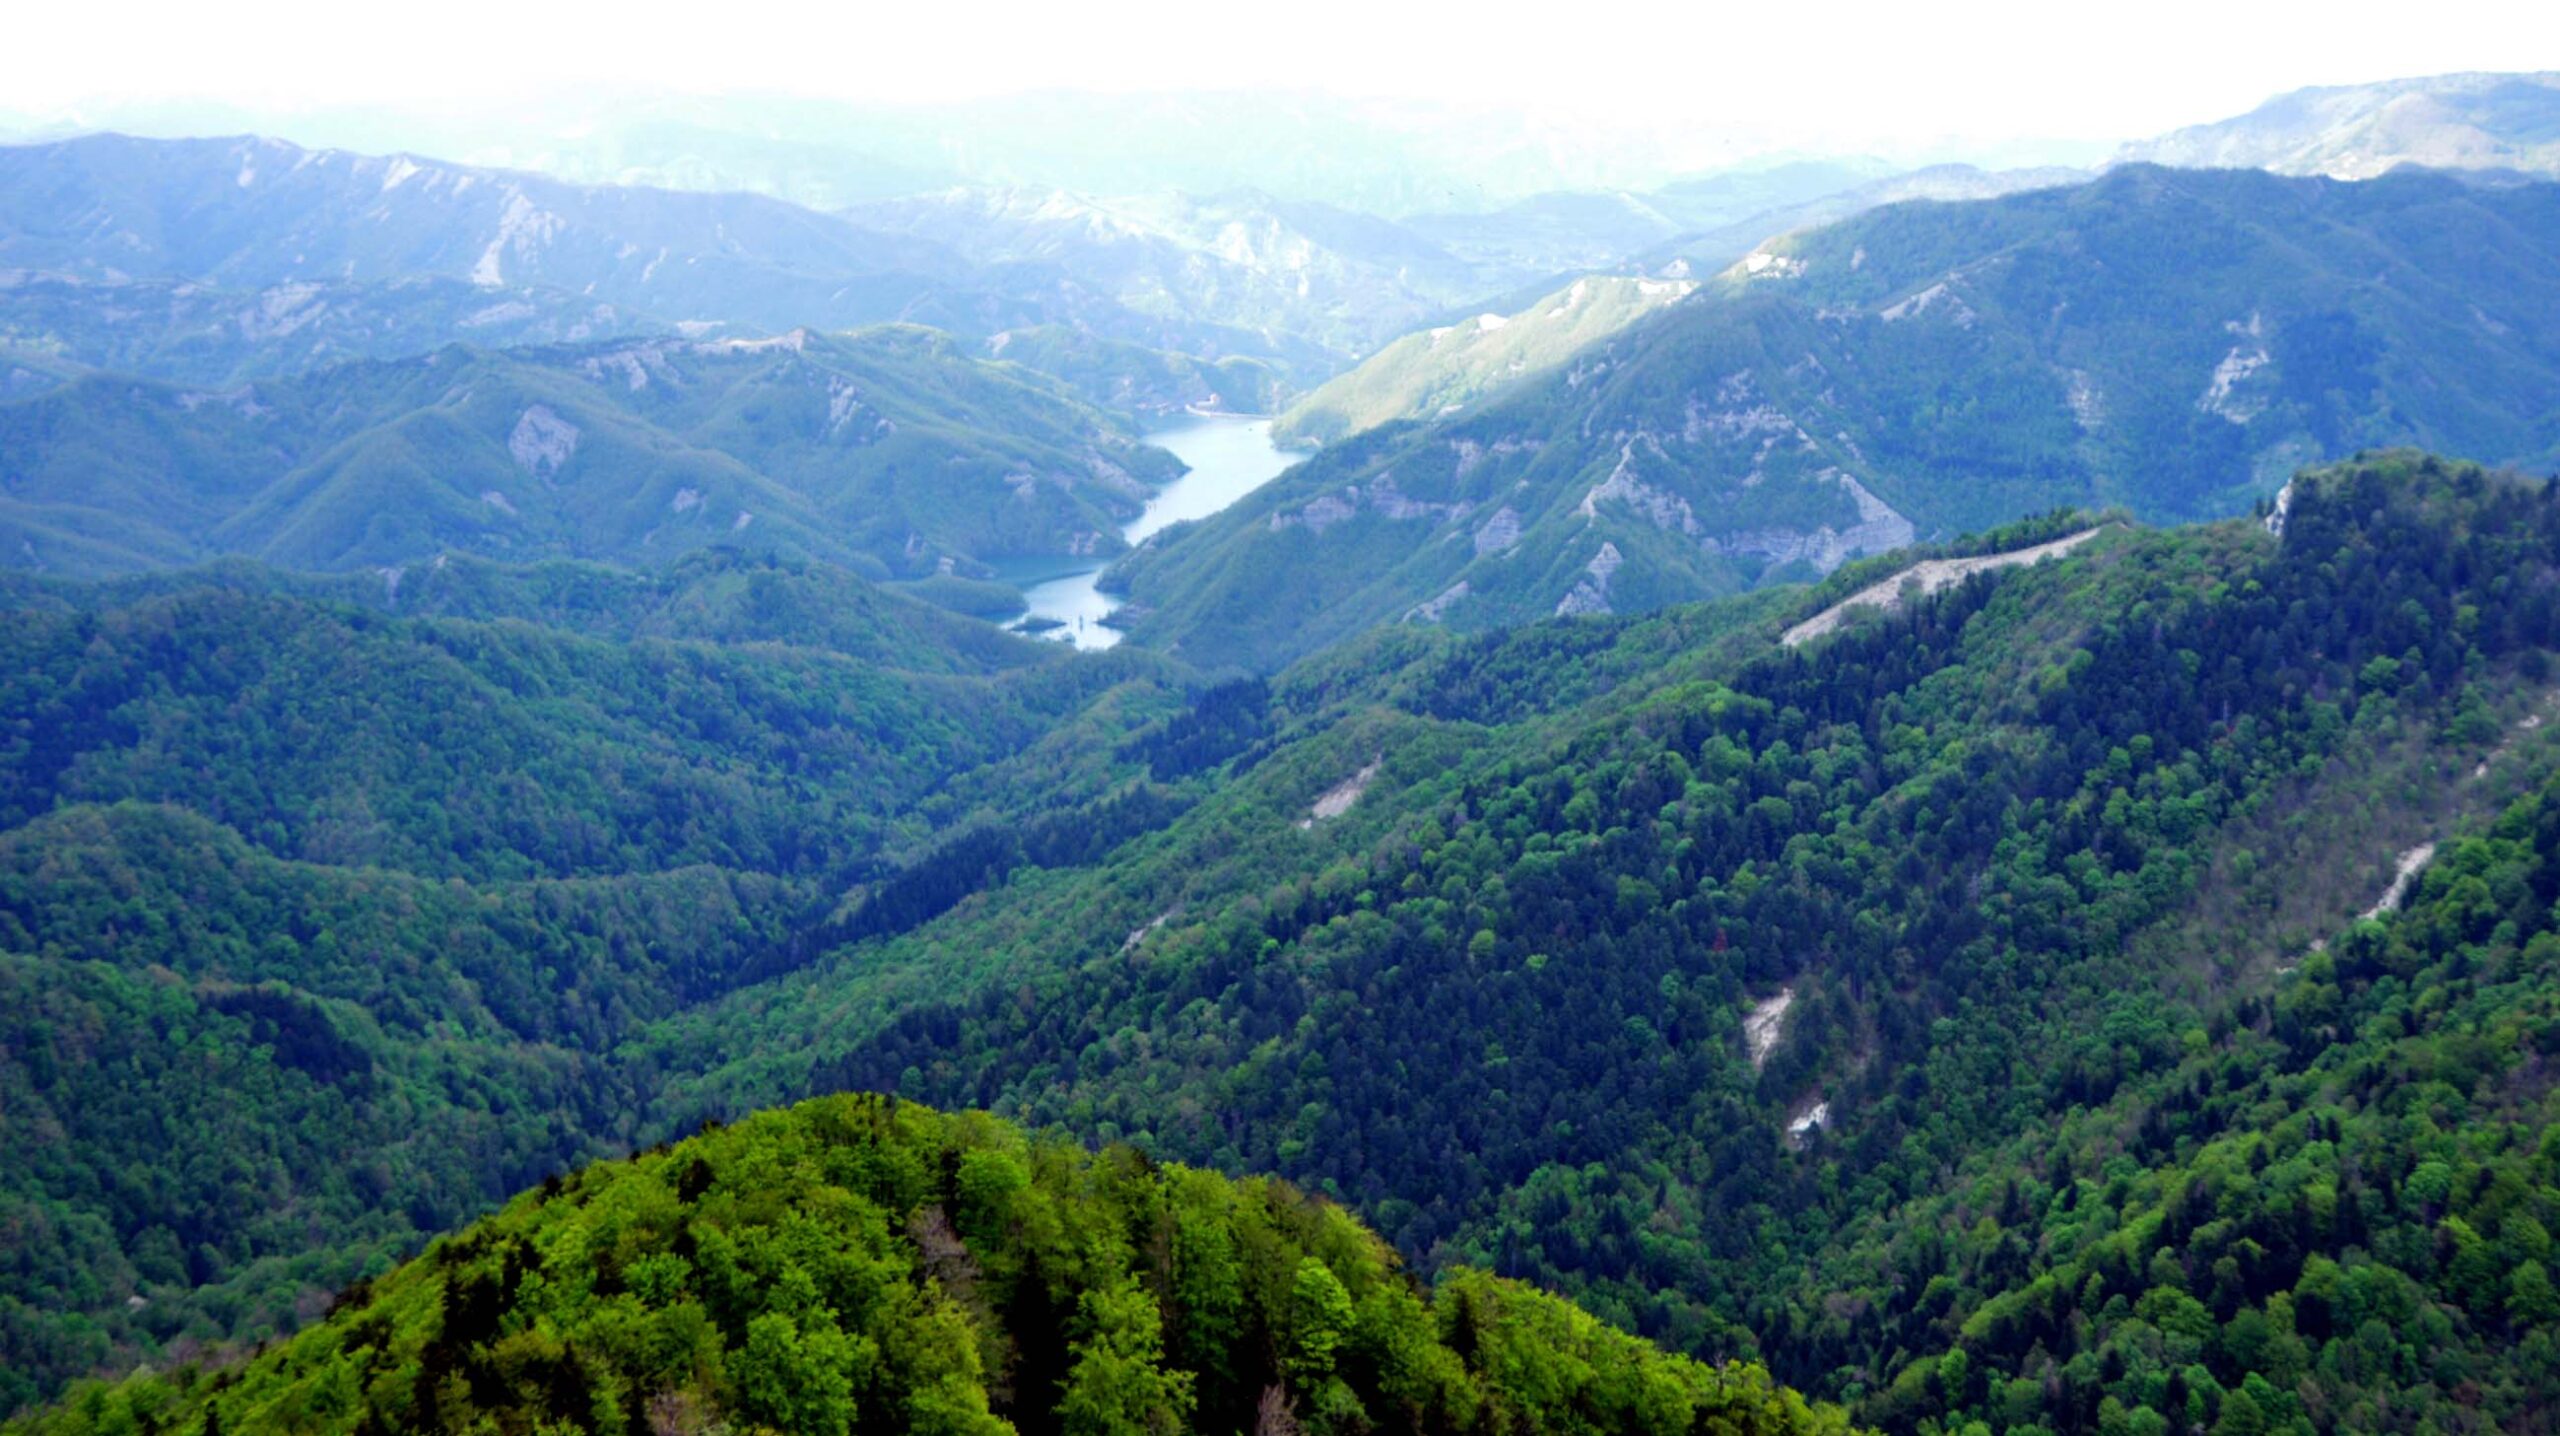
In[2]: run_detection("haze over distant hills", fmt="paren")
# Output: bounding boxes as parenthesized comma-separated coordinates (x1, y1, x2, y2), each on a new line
(2120, 70, 2560, 178)
(0, 132, 1314, 376)
(843, 185, 1493, 364)
(0, 90, 2045, 217)
(0, 130, 2103, 418)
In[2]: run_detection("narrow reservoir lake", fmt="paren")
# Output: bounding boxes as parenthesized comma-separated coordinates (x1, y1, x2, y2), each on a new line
(1009, 415, 1296, 650)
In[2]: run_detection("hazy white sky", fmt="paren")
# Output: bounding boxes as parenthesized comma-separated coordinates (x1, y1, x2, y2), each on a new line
(10, 0, 2558, 152)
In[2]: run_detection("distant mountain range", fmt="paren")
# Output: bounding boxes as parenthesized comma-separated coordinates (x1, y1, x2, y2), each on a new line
(0, 134, 1906, 390)
(0, 325, 1179, 579)
(1109, 164, 2560, 668)
(1395, 159, 1899, 292)
(0, 269, 647, 392)
(2121, 71, 2560, 179)
(844, 185, 1490, 364)
(0, 133, 1319, 378)
(981, 324, 1290, 417)
(3, 91, 1910, 217)
(11, 79, 2560, 636)
(0, 132, 2106, 419)
(1634, 162, 2098, 272)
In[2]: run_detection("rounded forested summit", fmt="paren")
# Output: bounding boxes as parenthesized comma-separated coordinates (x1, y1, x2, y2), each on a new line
(14, 1096, 1853, 1436)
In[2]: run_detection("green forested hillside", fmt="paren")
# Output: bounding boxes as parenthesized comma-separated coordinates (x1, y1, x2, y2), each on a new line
(0, 562, 1221, 1411)
(5, 453, 2558, 1432)
(0, 326, 1181, 580)
(1798, 753, 2560, 1433)
(0, 583, 1151, 880)
(20, 85, 2560, 1436)
(1110, 165, 2560, 669)
(649, 454, 2560, 1431)
(0, 547, 1045, 675)
(8, 1098, 1852, 1436)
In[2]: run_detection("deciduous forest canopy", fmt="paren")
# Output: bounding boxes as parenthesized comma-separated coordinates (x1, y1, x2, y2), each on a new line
(7, 52, 2560, 1436)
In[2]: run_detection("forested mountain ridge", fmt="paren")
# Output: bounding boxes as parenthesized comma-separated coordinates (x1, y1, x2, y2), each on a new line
(3, 452, 2555, 1429)
(634, 453, 2560, 1431)
(0, 571, 1188, 885)
(1105, 164, 2560, 670)
(6, 1098, 1855, 1436)
(0, 324, 1182, 580)
(0, 544, 1047, 676)
(0, 555, 1227, 1411)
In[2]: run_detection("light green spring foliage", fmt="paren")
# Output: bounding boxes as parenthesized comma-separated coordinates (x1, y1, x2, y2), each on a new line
(11, 1098, 1854, 1436)
(9, 454, 2556, 1433)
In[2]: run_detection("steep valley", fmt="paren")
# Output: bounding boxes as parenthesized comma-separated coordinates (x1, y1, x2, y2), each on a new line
(7, 452, 2560, 1434)
(12, 68, 2560, 1436)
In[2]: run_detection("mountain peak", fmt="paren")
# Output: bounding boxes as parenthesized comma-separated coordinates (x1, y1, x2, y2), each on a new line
(2118, 70, 2560, 179)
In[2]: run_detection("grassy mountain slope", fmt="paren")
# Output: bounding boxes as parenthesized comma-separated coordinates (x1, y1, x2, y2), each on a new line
(1274, 167, 2089, 451)
(2120, 70, 2560, 179)
(1273, 275, 1700, 446)
(1110, 165, 2560, 670)
(7, 1098, 1852, 1436)
(0, 326, 1182, 578)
